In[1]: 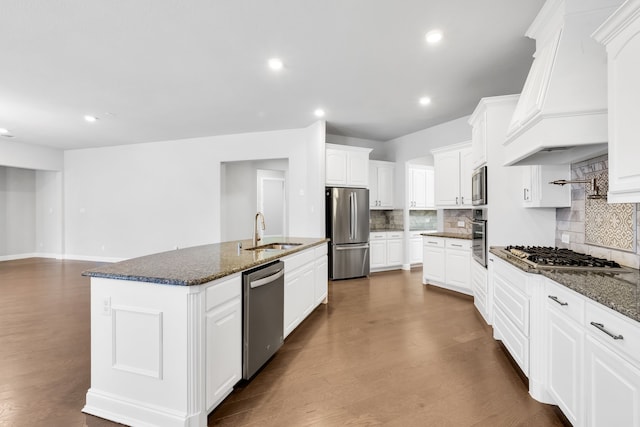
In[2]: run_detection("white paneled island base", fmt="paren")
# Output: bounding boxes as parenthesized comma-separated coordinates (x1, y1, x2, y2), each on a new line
(82, 238, 328, 427)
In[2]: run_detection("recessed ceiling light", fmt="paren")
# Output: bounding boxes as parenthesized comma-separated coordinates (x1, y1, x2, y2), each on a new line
(0, 128, 9, 134)
(268, 58, 283, 71)
(314, 108, 326, 118)
(419, 97, 432, 106)
(84, 115, 98, 123)
(425, 30, 443, 44)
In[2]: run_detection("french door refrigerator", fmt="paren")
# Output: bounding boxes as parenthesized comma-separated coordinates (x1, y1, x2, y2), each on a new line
(326, 187, 370, 279)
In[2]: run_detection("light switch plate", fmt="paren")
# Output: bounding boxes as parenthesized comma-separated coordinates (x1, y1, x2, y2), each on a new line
(561, 233, 570, 244)
(457, 221, 465, 227)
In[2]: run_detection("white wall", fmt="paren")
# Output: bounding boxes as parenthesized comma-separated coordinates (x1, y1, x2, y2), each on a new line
(64, 121, 325, 260)
(0, 140, 63, 171)
(0, 166, 36, 258)
(220, 159, 288, 242)
(35, 170, 64, 257)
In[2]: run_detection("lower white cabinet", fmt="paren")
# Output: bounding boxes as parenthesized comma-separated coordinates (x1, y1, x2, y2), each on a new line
(205, 275, 242, 412)
(422, 237, 471, 295)
(283, 247, 327, 338)
(409, 231, 429, 265)
(471, 260, 489, 324)
(370, 231, 403, 271)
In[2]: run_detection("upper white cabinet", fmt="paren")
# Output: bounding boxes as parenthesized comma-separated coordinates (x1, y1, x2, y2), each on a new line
(593, 0, 640, 203)
(432, 142, 472, 208)
(369, 160, 395, 209)
(502, 0, 618, 166)
(407, 165, 435, 209)
(470, 108, 488, 168)
(521, 164, 571, 208)
(325, 143, 372, 188)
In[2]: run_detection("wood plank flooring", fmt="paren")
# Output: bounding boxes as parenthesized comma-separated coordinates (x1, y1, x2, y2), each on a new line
(0, 259, 566, 427)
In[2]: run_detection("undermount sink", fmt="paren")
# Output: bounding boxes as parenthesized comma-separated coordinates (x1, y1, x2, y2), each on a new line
(245, 242, 303, 251)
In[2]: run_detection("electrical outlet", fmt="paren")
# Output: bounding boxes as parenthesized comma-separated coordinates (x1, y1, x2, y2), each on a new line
(457, 221, 465, 227)
(562, 233, 570, 244)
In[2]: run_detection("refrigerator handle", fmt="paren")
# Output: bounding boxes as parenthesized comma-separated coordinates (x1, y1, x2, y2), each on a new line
(353, 191, 357, 240)
(348, 192, 354, 240)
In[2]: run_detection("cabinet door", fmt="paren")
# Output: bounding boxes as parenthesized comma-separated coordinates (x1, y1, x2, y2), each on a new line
(423, 246, 445, 284)
(369, 165, 379, 208)
(434, 151, 461, 206)
(205, 297, 242, 411)
(445, 248, 471, 291)
(326, 148, 348, 186)
(370, 239, 387, 269)
(411, 168, 427, 208)
(459, 147, 473, 207)
(284, 270, 302, 338)
(472, 113, 487, 168)
(585, 335, 640, 427)
(547, 310, 583, 426)
(314, 256, 328, 305)
(347, 151, 369, 187)
(409, 237, 423, 264)
(377, 165, 394, 208)
(300, 265, 316, 318)
(386, 239, 403, 266)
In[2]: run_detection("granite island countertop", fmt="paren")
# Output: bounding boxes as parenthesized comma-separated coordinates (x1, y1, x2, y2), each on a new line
(82, 237, 328, 286)
(490, 247, 640, 323)
(420, 232, 472, 240)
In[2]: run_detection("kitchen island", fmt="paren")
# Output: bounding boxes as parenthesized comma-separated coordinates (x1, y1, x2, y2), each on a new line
(82, 237, 328, 427)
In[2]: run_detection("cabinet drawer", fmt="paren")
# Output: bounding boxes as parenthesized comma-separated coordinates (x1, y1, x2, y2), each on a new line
(205, 274, 241, 311)
(493, 271, 529, 336)
(494, 307, 530, 376)
(545, 279, 585, 324)
(472, 263, 488, 294)
(446, 239, 471, 251)
(284, 249, 316, 272)
(387, 232, 403, 239)
(586, 300, 640, 364)
(423, 237, 445, 248)
(314, 243, 328, 258)
(493, 257, 529, 293)
(370, 232, 387, 240)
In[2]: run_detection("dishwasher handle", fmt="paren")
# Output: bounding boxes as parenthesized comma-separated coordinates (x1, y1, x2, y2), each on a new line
(249, 268, 284, 289)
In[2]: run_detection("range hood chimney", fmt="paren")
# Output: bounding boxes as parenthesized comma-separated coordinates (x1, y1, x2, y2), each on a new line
(503, 0, 624, 166)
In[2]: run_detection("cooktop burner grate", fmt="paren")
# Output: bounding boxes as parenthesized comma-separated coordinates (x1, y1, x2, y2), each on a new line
(503, 246, 622, 269)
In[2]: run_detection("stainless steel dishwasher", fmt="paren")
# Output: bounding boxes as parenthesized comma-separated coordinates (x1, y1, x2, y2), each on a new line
(242, 260, 285, 379)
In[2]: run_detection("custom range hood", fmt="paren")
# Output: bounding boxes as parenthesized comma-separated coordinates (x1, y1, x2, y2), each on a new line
(503, 0, 624, 166)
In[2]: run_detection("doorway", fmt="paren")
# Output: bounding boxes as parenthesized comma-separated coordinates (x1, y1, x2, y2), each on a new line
(257, 169, 286, 238)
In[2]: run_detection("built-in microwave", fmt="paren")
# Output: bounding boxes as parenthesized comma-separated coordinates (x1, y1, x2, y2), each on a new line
(471, 165, 487, 206)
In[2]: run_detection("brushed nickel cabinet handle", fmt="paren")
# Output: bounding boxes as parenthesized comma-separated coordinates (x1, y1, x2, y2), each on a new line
(590, 322, 624, 340)
(548, 295, 568, 306)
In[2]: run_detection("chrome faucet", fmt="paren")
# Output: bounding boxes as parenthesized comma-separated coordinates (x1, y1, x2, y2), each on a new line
(253, 212, 265, 247)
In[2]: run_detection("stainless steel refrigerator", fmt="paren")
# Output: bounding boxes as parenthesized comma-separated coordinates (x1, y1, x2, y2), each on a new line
(326, 187, 370, 279)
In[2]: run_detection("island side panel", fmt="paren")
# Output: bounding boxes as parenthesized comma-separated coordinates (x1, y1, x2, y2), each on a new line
(83, 277, 205, 427)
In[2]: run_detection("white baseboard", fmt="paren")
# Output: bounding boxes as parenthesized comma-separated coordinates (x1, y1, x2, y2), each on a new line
(0, 252, 123, 263)
(63, 254, 125, 263)
(0, 253, 39, 262)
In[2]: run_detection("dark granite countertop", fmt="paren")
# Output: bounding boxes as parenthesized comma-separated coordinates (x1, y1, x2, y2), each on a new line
(490, 247, 640, 323)
(82, 237, 328, 286)
(420, 232, 472, 240)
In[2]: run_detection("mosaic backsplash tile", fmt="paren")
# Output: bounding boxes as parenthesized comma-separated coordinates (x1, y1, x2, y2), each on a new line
(370, 209, 404, 230)
(409, 210, 437, 231)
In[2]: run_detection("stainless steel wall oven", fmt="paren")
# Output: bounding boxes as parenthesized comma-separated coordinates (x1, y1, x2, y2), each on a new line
(471, 209, 487, 267)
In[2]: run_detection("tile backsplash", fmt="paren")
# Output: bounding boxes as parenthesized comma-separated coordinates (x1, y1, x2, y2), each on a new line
(556, 155, 640, 269)
(409, 210, 437, 231)
(442, 209, 472, 235)
(370, 209, 404, 230)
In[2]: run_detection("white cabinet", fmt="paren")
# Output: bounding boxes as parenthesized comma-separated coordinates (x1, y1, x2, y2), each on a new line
(470, 108, 488, 168)
(422, 237, 471, 295)
(205, 275, 242, 412)
(325, 143, 372, 188)
(409, 231, 427, 265)
(545, 280, 584, 427)
(522, 165, 571, 208)
(370, 231, 403, 271)
(314, 244, 328, 305)
(471, 260, 489, 325)
(407, 165, 435, 209)
(284, 246, 327, 338)
(593, 0, 640, 203)
(432, 143, 472, 208)
(369, 160, 394, 209)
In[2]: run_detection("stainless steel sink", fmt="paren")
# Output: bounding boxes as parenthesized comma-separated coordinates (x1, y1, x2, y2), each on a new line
(245, 242, 303, 251)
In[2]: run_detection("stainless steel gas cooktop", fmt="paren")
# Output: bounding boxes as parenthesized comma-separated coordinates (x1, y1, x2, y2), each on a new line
(497, 246, 624, 271)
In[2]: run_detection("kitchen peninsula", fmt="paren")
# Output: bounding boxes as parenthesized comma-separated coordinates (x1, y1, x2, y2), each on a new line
(82, 237, 328, 427)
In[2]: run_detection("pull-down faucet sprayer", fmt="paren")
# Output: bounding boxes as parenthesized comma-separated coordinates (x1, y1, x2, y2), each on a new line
(253, 212, 266, 247)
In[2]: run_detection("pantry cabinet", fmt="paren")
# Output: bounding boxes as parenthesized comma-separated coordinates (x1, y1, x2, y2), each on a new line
(407, 165, 435, 209)
(325, 143, 372, 188)
(432, 143, 472, 208)
(593, 0, 640, 203)
(521, 165, 571, 208)
(369, 160, 394, 209)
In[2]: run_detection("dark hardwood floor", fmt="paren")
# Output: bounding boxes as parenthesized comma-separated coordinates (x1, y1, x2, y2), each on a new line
(0, 259, 565, 426)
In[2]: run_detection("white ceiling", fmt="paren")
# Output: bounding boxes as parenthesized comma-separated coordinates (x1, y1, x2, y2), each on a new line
(0, 0, 545, 150)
